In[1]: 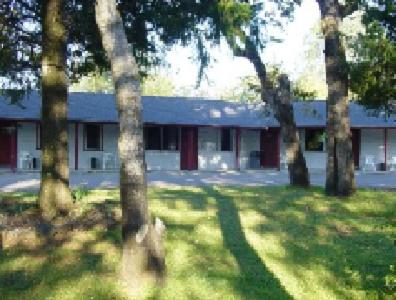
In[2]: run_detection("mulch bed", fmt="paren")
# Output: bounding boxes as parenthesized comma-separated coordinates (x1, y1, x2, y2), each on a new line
(0, 199, 120, 250)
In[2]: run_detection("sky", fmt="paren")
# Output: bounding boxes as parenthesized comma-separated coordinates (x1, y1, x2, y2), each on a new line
(161, 0, 322, 98)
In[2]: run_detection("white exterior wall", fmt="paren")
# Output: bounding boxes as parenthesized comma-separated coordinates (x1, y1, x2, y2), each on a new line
(239, 129, 260, 170)
(300, 129, 327, 170)
(198, 127, 236, 170)
(16, 122, 119, 170)
(77, 123, 119, 170)
(198, 151, 235, 170)
(14, 122, 396, 172)
(279, 129, 327, 170)
(17, 122, 41, 169)
(387, 129, 396, 167)
(360, 129, 385, 167)
(145, 151, 180, 170)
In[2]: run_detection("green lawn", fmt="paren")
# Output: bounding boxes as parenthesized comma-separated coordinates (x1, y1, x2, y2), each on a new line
(0, 186, 395, 299)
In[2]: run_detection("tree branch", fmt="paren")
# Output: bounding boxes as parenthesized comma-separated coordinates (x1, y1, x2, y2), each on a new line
(339, 2, 359, 19)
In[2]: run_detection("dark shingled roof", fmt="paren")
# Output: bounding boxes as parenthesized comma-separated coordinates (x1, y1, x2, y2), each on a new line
(0, 92, 395, 128)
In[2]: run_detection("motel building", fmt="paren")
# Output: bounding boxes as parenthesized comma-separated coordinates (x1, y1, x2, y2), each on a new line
(0, 92, 396, 173)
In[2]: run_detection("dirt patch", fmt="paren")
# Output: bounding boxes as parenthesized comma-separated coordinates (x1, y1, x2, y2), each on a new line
(0, 201, 121, 250)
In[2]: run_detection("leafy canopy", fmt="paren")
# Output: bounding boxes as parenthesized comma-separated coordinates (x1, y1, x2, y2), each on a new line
(0, 0, 251, 94)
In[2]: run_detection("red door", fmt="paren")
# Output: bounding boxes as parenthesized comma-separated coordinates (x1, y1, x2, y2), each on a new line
(351, 129, 360, 169)
(0, 127, 12, 166)
(260, 128, 280, 169)
(180, 127, 198, 170)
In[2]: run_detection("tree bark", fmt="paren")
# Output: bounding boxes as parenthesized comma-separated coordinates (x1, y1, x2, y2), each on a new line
(39, 0, 73, 220)
(243, 41, 310, 187)
(317, 0, 355, 196)
(95, 0, 165, 289)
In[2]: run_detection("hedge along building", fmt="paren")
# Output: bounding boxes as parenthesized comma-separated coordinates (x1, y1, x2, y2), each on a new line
(0, 92, 396, 172)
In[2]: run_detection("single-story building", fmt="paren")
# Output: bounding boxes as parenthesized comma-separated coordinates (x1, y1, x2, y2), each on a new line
(0, 92, 395, 172)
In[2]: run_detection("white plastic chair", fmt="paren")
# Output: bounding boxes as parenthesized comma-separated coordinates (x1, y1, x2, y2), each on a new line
(19, 151, 32, 169)
(103, 152, 115, 170)
(280, 155, 288, 170)
(362, 155, 376, 171)
(389, 156, 396, 171)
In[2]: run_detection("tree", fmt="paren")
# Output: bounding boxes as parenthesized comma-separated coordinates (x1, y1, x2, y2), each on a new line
(220, 1, 310, 187)
(70, 72, 175, 96)
(69, 70, 114, 93)
(292, 24, 328, 100)
(95, 0, 166, 288)
(347, 0, 396, 113)
(142, 75, 175, 96)
(349, 22, 395, 112)
(39, 0, 74, 219)
(317, 0, 356, 196)
(220, 75, 261, 102)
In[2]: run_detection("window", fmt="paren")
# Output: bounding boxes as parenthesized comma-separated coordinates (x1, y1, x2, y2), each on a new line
(144, 126, 180, 151)
(163, 126, 179, 151)
(305, 129, 324, 151)
(199, 128, 233, 151)
(144, 126, 161, 150)
(199, 128, 219, 151)
(221, 128, 232, 151)
(36, 123, 41, 150)
(84, 124, 102, 150)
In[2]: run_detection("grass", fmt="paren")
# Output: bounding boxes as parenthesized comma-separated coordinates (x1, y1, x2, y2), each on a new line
(0, 186, 395, 299)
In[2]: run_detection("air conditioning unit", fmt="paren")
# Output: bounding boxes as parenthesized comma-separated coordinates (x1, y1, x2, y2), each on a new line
(32, 157, 41, 170)
(90, 157, 101, 170)
(103, 153, 116, 170)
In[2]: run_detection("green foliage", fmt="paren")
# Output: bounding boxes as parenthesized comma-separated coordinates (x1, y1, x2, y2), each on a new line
(221, 68, 322, 103)
(220, 76, 261, 102)
(292, 84, 318, 100)
(1, 1, 251, 93)
(362, 0, 395, 42)
(142, 75, 175, 96)
(219, 0, 301, 56)
(385, 264, 396, 293)
(69, 70, 114, 93)
(349, 22, 396, 112)
(71, 187, 89, 202)
(70, 72, 176, 97)
(217, 0, 251, 50)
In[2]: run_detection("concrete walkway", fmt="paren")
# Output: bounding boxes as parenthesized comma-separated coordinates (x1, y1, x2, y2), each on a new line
(1, 170, 396, 193)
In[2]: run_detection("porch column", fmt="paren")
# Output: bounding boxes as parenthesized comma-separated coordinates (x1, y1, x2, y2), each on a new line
(384, 128, 388, 170)
(10, 123, 17, 172)
(75, 122, 79, 170)
(277, 128, 281, 170)
(235, 128, 241, 170)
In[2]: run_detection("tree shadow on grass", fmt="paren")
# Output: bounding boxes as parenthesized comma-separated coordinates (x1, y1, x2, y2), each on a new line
(0, 228, 123, 300)
(207, 187, 293, 300)
(243, 186, 396, 299)
(0, 194, 126, 300)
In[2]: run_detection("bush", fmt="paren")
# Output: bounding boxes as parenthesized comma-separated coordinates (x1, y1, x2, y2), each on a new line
(71, 187, 89, 202)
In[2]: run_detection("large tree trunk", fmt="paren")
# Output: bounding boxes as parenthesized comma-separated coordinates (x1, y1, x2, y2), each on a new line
(95, 0, 165, 290)
(318, 0, 355, 196)
(243, 41, 310, 187)
(269, 75, 310, 187)
(39, 0, 73, 220)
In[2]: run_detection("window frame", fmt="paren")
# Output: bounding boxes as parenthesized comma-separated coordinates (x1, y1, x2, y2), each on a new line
(144, 126, 162, 151)
(162, 126, 179, 151)
(144, 125, 180, 151)
(83, 123, 103, 151)
(304, 128, 325, 152)
(220, 128, 233, 152)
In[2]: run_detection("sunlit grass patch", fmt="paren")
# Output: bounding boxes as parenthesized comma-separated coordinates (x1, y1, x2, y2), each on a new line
(1, 186, 395, 299)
